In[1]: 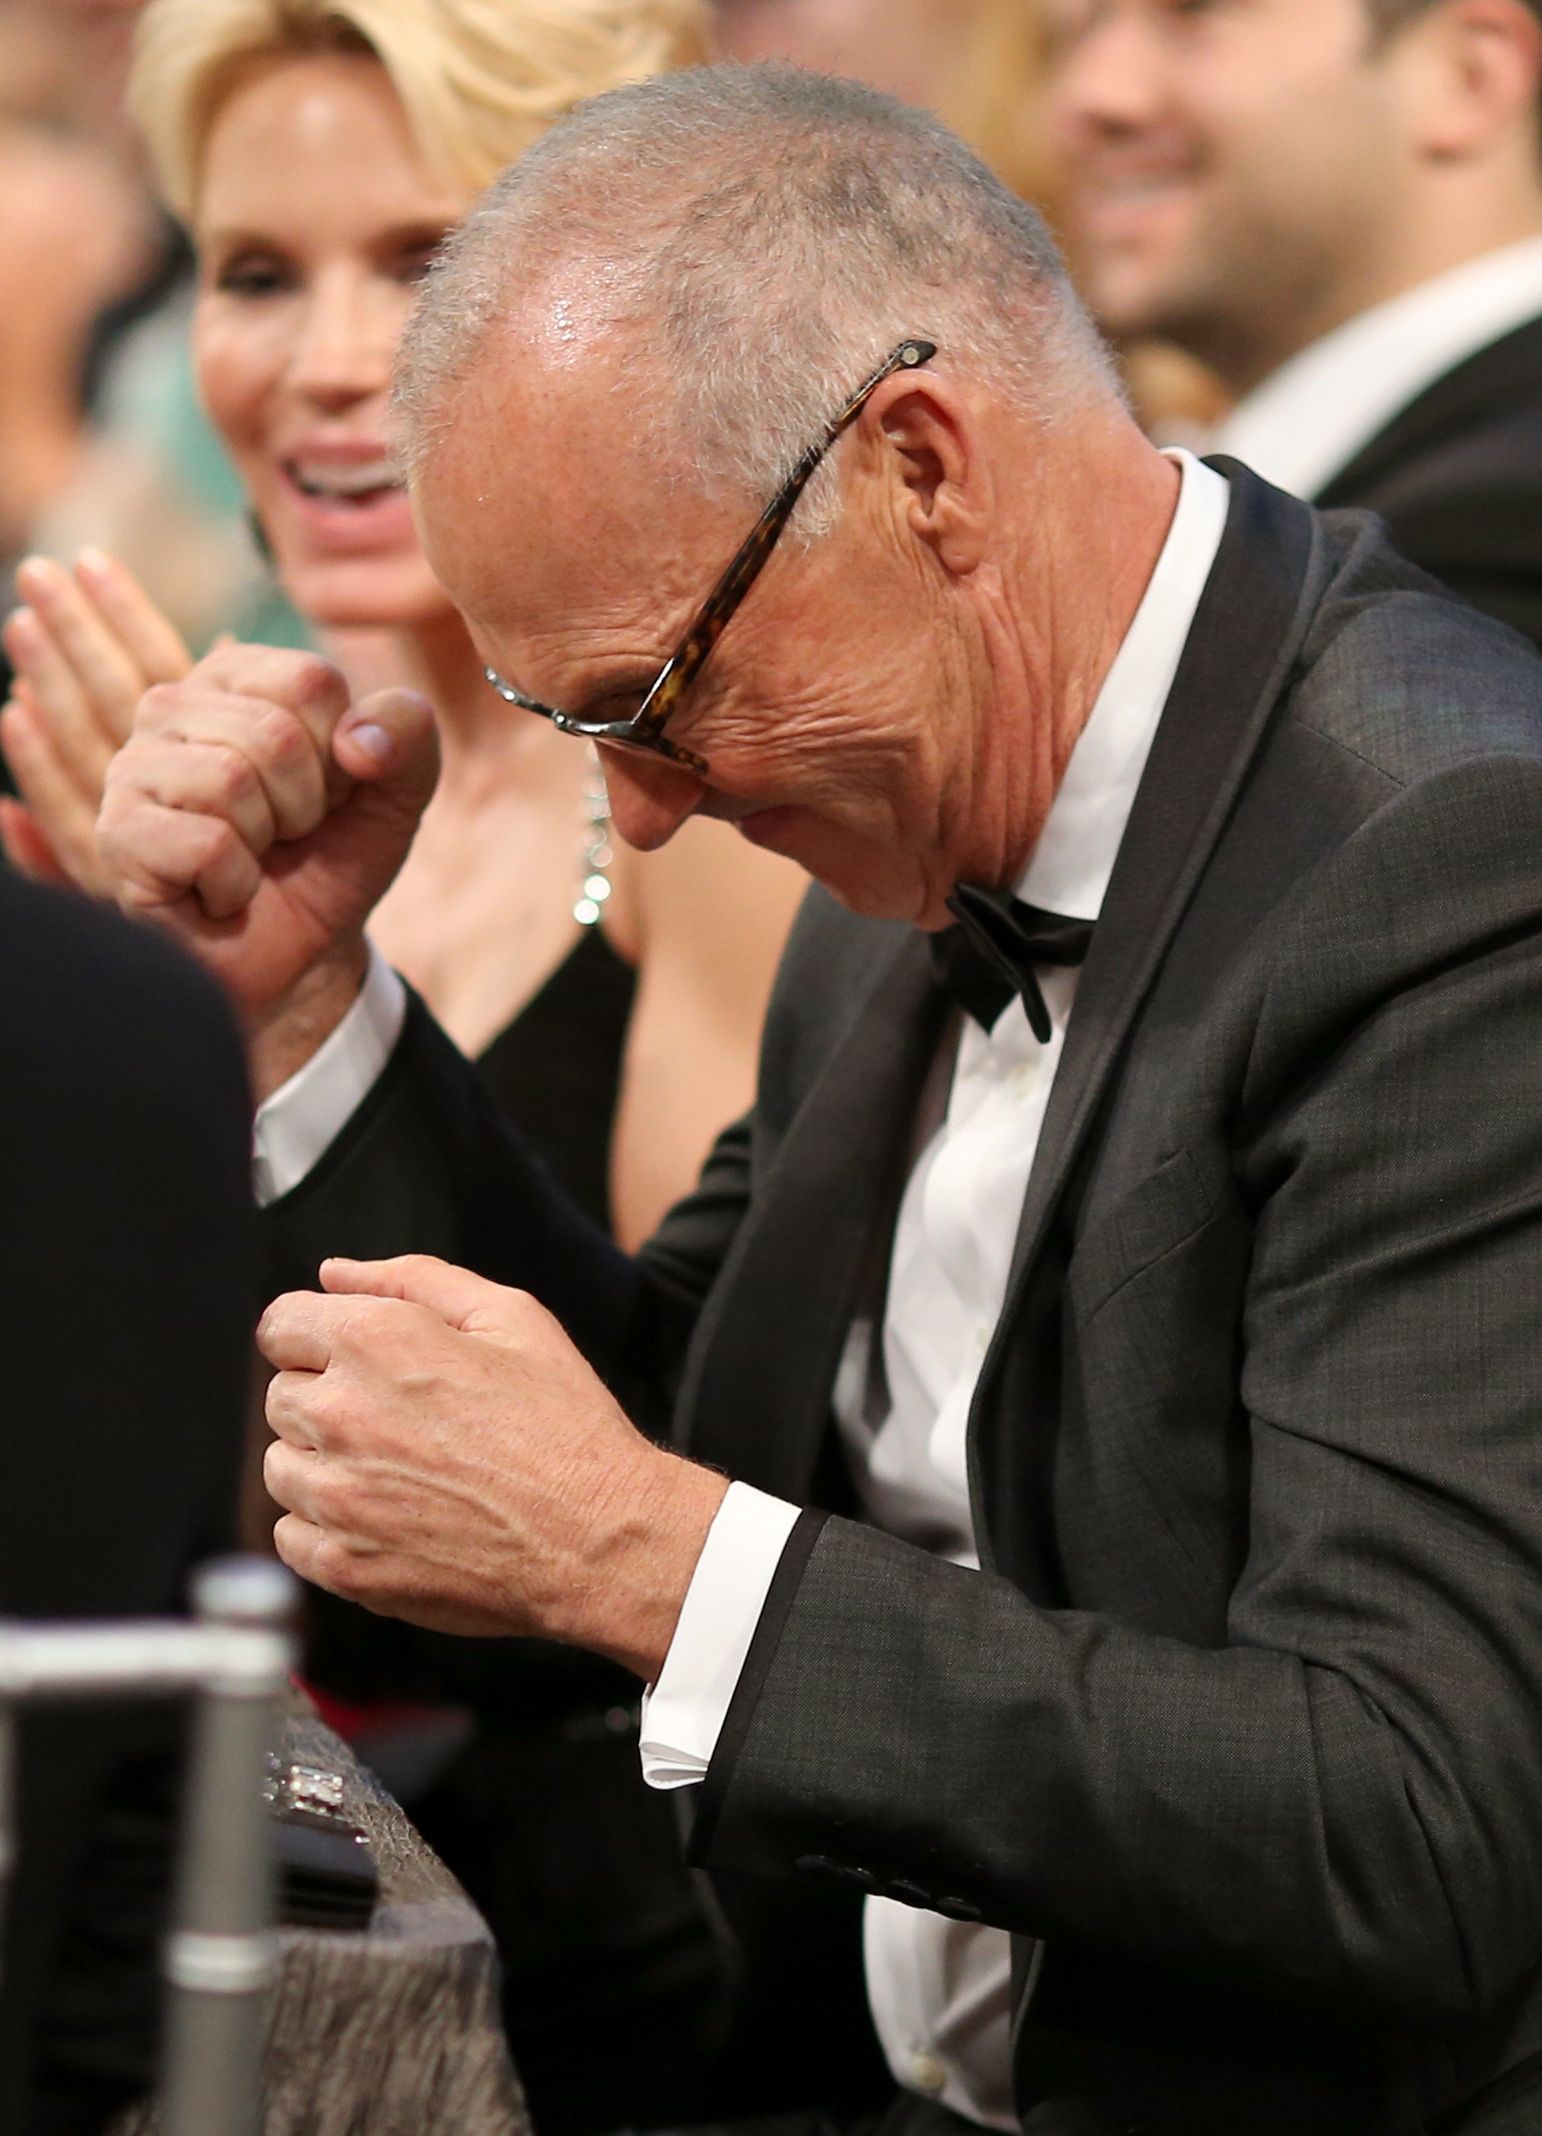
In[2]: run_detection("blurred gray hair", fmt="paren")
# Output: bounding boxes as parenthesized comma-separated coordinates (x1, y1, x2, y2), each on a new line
(394, 63, 1119, 538)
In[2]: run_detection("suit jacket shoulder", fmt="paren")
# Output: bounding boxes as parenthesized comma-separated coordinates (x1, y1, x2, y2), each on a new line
(1315, 315, 1542, 651)
(1287, 499, 1542, 771)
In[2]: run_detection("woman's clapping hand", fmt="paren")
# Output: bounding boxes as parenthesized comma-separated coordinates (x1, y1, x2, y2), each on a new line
(1, 549, 192, 893)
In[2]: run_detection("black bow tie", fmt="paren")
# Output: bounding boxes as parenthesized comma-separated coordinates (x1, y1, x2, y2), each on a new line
(929, 882, 1094, 1040)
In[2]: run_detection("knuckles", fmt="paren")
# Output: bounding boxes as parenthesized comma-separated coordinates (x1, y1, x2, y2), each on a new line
(308, 1528, 378, 1603)
(137, 679, 193, 733)
(265, 1369, 351, 1454)
(299, 1460, 359, 1534)
(202, 741, 265, 819)
(332, 1293, 411, 1358)
(284, 654, 351, 719)
(187, 813, 241, 880)
(99, 745, 148, 806)
(255, 1290, 314, 1356)
(249, 702, 317, 779)
(264, 1436, 358, 1534)
(138, 651, 347, 749)
(273, 1516, 362, 1600)
(496, 1283, 559, 1345)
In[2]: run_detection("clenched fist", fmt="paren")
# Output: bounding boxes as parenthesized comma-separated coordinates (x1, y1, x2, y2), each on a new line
(258, 1254, 729, 1677)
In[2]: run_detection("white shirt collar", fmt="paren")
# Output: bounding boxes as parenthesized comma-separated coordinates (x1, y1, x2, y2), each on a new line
(1210, 235, 1542, 502)
(1019, 448, 1230, 922)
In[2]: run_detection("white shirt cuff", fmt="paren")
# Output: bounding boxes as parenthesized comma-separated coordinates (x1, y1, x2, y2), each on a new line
(639, 1482, 802, 1789)
(250, 946, 407, 1206)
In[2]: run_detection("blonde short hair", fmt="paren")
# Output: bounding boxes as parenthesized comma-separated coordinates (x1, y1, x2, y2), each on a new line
(130, 0, 710, 218)
(936, 0, 1056, 210)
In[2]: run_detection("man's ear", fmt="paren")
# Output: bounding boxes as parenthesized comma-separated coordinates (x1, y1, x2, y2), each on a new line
(864, 371, 993, 576)
(1399, 0, 1542, 162)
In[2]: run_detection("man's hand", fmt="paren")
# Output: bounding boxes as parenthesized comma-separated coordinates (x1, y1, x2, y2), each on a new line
(258, 1254, 730, 1678)
(95, 645, 439, 1092)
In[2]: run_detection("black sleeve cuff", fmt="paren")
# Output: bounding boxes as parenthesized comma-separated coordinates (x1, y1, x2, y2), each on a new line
(690, 1505, 829, 1862)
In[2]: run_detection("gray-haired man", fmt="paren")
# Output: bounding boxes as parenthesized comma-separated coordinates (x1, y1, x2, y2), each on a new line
(100, 64, 1542, 2136)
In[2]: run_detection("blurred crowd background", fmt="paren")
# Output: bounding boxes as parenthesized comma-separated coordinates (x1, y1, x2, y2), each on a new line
(0, 0, 308, 683)
(0, 0, 1219, 725)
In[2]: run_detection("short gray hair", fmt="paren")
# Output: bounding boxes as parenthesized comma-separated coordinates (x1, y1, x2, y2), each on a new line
(394, 63, 1118, 537)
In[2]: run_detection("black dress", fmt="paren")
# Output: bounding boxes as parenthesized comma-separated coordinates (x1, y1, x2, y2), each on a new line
(303, 927, 731, 2134)
(474, 925, 634, 1233)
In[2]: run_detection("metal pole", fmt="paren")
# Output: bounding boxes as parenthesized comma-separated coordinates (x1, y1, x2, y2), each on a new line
(0, 1559, 296, 2132)
(161, 1558, 296, 2136)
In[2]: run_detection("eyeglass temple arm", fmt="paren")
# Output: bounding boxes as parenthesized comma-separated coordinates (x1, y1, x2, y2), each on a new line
(638, 338, 939, 716)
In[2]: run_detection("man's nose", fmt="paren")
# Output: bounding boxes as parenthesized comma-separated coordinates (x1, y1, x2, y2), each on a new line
(1047, 3, 1169, 145)
(597, 745, 706, 852)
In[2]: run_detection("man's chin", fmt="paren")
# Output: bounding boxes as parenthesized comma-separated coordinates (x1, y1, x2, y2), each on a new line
(1072, 243, 1210, 352)
(1082, 265, 1182, 348)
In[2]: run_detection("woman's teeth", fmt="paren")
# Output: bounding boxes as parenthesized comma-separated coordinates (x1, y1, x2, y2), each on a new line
(289, 458, 400, 499)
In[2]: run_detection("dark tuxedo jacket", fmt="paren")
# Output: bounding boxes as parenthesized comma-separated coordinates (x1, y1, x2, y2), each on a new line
(0, 874, 254, 2133)
(1316, 314, 1542, 653)
(267, 465, 1542, 2136)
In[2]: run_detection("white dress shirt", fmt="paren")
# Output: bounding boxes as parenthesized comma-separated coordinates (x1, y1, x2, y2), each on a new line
(640, 451, 1231, 2128)
(247, 449, 1231, 2125)
(1208, 235, 1542, 502)
(253, 947, 406, 1204)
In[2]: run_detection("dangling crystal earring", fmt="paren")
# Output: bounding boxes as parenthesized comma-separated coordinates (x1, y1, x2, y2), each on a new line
(574, 747, 614, 927)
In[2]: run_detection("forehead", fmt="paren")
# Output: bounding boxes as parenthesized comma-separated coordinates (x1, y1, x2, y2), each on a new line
(413, 331, 746, 660)
(196, 51, 463, 233)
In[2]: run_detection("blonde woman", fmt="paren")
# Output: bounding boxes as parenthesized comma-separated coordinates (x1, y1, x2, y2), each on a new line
(3, 0, 802, 1253)
(0, 4, 805, 2124)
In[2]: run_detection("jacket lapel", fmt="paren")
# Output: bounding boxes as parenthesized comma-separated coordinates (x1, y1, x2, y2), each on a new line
(1315, 316, 1542, 508)
(988, 465, 1330, 2064)
(1004, 463, 1322, 1295)
(968, 466, 1326, 1586)
(677, 930, 947, 1502)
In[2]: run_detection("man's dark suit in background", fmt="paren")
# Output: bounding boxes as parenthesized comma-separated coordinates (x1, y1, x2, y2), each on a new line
(265, 469, 1542, 2135)
(1051, 0, 1542, 651)
(1315, 315, 1542, 649)
(0, 872, 254, 2133)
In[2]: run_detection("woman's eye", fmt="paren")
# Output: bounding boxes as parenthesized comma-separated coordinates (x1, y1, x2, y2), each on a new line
(211, 255, 293, 298)
(395, 239, 448, 287)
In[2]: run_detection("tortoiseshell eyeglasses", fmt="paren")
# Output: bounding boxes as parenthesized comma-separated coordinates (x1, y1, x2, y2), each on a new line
(484, 337, 938, 777)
